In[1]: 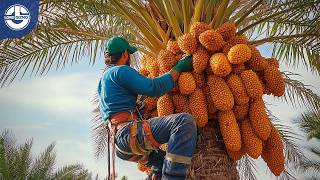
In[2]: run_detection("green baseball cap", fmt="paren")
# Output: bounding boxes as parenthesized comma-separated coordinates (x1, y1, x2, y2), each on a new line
(105, 36, 138, 54)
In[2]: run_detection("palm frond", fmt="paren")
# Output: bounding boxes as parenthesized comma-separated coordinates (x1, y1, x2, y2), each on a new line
(272, 36, 320, 75)
(14, 140, 33, 179)
(28, 143, 56, 179)
(235, 0, 320, 74)
(298, 157, 320, 175)
(238, 155, 258, 180)
(277, 168, 298, 180)
(0, 136, 7, 179)
(0, 1, 132, 87)
(295, 111, 320, 139)
(282, 72, 320, 114)
(0, 130, 18, 179)
(310, 147, 320, 156)
(52, 164, 90, 179)
(91, 93, 109, 159)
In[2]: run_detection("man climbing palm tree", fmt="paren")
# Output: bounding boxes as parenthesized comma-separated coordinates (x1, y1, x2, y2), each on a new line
(97, 36, 197, 180)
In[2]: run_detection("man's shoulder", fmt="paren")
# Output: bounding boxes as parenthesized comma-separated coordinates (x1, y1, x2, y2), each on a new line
(103, 65, 136, 78)
(113, 65, 137, 74)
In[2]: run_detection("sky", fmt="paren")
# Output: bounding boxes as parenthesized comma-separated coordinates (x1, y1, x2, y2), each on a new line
(0, 45, 319, 180)
(0, 57, 146, 179)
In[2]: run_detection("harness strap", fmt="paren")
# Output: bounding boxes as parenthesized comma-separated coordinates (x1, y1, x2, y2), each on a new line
(128, 155, 140, 162)
(110, 111, 161, 166)
(129, 121, 148, 155)
(111, 126, 116, 180)
(142, 121, 161, 148)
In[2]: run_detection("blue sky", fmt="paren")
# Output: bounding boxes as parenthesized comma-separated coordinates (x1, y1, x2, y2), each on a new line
(0, 44, 319, 180)
(0, 57, 146, 179)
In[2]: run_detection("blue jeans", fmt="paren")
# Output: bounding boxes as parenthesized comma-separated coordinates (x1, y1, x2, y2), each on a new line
(115, 113, 197, 180)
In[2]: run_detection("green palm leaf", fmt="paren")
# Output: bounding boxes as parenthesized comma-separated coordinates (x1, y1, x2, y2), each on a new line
(295, 112, 320, 139)
(28, 143, 56, 179)
(13, 140, 32, 179)
(52, 164, 90, 180)
(283, 72, 320, 114)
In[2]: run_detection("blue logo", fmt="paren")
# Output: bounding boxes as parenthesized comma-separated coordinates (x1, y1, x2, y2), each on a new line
(0, 0, 39, 39)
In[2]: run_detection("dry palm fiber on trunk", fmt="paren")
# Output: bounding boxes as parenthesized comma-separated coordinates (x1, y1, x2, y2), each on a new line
(249, 98, 272, 140)
(264, 65, 285, 97)
(209, 53, 232, 77)
(240, 118, 263, 159)
(157, 94, 174, 116)
(217, 22, 236, 42)
(193, 46, 210, 73)
(178, 33, 198, 54)
(207, 75, 234, 111)
(199, 30, 224, 52)
(178, 72, 196, 94)
(226, 74, 249, 105)
(240, 70, 264, 99)
(186, 120, 239, 180)
(189, 88, 208, 127)
(261, 126, 285, 176)
(218, 111, 241, 151)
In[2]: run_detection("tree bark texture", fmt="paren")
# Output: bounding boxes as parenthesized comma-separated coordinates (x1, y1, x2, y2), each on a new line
(186, 120, 239, 180)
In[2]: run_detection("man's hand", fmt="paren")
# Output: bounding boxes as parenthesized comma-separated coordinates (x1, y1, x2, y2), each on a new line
(170, 55, 193, 81)
(172, 55, 193, 72)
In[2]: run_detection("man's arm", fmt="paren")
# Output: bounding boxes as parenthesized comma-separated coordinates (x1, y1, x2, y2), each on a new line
(169, 69, 180, 81)
(117, 66, 175, 97)
(116, 55, 193, 97)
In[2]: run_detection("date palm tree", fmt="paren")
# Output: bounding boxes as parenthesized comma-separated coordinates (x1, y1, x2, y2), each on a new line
(0, 130, 93, 179)
(1, 0, 320, 179)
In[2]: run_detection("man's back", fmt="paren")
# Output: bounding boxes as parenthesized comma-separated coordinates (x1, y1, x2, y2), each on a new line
(98, 65, 137, 121)
(98, 65, 174, 121)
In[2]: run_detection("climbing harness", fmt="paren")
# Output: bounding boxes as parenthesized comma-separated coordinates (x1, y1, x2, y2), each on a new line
(106, 107, 160, 180)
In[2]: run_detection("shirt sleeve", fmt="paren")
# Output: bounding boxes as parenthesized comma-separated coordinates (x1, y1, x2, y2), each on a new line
(116, 66, 175, 97)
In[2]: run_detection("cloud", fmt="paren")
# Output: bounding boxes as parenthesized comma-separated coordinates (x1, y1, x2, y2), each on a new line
(0, 72, 101, 118)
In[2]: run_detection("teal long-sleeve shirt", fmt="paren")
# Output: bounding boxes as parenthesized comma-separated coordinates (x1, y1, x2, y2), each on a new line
(97, 65, 175, 121)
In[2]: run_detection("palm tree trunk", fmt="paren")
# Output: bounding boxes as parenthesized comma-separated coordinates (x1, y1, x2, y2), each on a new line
(186, 120, 239, 180)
